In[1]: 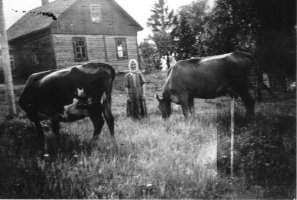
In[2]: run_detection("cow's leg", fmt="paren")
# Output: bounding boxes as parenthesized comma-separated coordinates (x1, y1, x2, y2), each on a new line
(188, 97, 195, 116)
(32, 119, 48, 153)
(51, 119, 60, 136)
(89, 111, 105, 139)
(238, 88, 255, 116)
(180, 95, 190, 119)
(50, 118, 60, 152)
(102, 101, 118, 153)
(33, 119, 44, 140)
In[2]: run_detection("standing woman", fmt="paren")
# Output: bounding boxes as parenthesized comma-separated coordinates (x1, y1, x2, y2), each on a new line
(125, 59, 147, 119)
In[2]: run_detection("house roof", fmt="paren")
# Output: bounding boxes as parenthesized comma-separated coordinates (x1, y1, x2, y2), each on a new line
(7, 0, 143, 41)
(110, 0, 143, 31)
(7, 0, 76, 41)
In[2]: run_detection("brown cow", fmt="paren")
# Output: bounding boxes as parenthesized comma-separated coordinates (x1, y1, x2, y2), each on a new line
(156, 51, 264, 119)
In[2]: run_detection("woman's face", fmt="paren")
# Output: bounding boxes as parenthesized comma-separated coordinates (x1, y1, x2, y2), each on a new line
(130, 61, 137, 71)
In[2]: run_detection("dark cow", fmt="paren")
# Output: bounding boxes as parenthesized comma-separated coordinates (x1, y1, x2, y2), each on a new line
(18, 62, 118, 151)
(156, 51, 264, 119)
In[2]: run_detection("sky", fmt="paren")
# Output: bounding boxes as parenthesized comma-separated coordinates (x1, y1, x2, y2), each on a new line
(3, 0, 197, 42)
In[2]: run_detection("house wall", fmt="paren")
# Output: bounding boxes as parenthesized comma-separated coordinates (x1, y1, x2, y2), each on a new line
(51, 0, 141, 36)
(8, 0, 142, 77)
(9, 30, 56, 79)
(53, 34, 106, 67)
(105, 35, 139, 71)
(53, 34, 139, 72)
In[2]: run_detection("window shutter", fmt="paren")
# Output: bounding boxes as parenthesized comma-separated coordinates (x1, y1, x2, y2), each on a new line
(73, 37, 78, 61)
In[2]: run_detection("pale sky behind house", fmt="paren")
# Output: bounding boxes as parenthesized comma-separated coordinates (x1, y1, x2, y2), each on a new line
(3, 0, 204, 42)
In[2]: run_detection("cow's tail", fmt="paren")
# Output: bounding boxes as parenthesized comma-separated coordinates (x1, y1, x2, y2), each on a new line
(102, 80, 113, 105)
(102, 67, 115, 106)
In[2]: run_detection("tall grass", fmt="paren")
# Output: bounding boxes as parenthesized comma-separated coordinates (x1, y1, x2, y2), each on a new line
(44, 114, 219, 199)
(0, 72, 295, 198)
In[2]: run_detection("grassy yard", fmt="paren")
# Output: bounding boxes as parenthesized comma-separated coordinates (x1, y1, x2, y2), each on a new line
(0, 71, 295, 199)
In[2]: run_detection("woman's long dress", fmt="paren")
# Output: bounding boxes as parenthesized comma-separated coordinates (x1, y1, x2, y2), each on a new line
(125, 72, 147, 119)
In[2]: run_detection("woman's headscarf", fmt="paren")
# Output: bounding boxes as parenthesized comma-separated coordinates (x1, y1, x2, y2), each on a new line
(128, 59, 139, 73)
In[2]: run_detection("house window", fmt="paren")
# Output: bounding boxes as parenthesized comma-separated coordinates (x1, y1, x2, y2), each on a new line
(32, 51, 39, 65)
(10, 55, 15, 70)
(115, 38, 128, 60)
(30, 47, 40, 66)
(73, 37, 88, 62)
(90, 5, 101, 23)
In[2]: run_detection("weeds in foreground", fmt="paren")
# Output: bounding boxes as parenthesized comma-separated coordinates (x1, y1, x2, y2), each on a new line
(0, 72, 295, 198)
(0, 107, 295, 198)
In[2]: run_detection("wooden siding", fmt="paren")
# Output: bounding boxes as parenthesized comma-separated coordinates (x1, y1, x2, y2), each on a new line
(53, 34, 106, 68)
(9, 30, 56, 79)
(53, 34, 139, 72)
(51, 0, 141, 36)
(105, 35, 139, 71)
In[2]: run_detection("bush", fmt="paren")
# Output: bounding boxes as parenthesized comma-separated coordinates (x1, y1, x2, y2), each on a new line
(139, 41, 160, 71)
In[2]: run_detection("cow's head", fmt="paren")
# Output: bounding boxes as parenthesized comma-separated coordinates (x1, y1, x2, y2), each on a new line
(155, 94, 171, 119)
(61, 88, 92, 120)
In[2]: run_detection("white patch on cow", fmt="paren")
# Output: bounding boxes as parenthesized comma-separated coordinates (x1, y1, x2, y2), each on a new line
(77, 88, 86, 97)
(201, 53, 231, 62)
(101, 92, 106, 104)
(64, 98, 79, 111)
(61, 96, 89, 120)
(61, 98, 79, 119)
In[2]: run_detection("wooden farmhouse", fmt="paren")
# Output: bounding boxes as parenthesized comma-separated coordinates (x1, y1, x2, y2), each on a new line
(7, 0, 143, 79)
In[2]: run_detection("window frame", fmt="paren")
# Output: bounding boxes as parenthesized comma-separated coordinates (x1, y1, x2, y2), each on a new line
(90, 4, 101, 23)
(9, 55, 15, 70)
(31, 44, 40, 65)
(115, 38, 128, 60)
(73, 37, 88, 62)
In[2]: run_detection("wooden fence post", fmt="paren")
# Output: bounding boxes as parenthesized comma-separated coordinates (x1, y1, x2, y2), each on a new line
(230, 98, 235, 178)
(0, 0, 16, 116)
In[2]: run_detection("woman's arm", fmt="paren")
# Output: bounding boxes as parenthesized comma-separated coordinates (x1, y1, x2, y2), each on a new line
(124, 74, 130, 100)
(142, 83, 146, 98)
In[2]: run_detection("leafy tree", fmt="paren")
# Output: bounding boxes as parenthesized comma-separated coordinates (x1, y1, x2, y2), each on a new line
(251, 0, 296, 77)
(139, 41, 160, 71)
(208, 0, 296, 77)
(178, 0, 209, 56)
(203, 0, 256, 54)
(147, 0, 174, 68)
(171, 14, 197, 60)
(147, 0, 174, 32)
(179, 0, 295, 77)
(150, 31, 173, 58)
(178, 0, 208, 33)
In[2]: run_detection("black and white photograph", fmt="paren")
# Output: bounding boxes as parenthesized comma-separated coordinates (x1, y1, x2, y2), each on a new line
(0, 0, 295, 198)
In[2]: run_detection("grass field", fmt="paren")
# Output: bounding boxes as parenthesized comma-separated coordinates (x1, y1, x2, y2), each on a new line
(0, 71, 295, 199)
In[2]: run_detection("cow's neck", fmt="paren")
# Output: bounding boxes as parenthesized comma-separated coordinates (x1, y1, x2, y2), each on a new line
(162, 90, 171, 102)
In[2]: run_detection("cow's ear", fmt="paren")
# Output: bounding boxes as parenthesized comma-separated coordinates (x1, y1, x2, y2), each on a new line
(155, 94, 161, 102)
